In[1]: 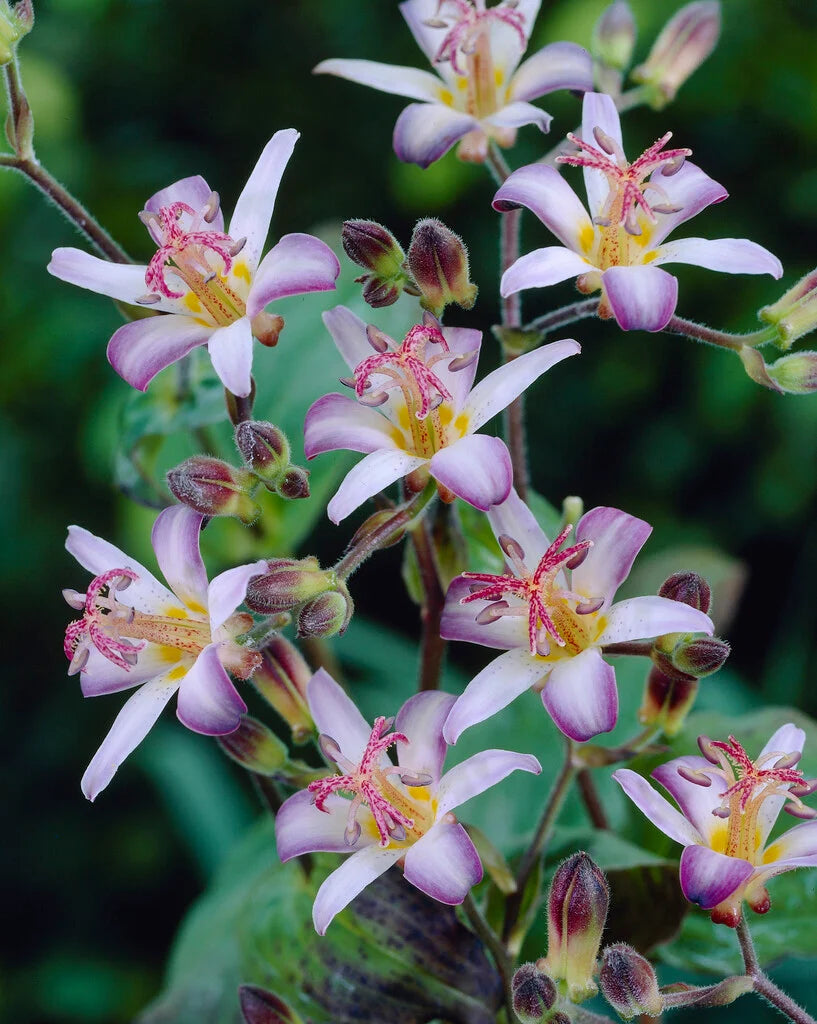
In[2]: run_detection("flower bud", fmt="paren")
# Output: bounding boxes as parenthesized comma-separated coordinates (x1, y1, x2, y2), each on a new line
(599, 943, 662, 1020)
(342, 219, 411, 308)
(167, 456, 260, 524)
(348, 507, 407, 553)
(542, 852, 609, 1003)
(632, 1, 721, 108)
(245, 557, 335, 613)
(592, 2, 637, 72)
(297, 584, 354, 639)
(639, 665, 699, 737)
(0, 0, 33, 64)
(658, 571, 711, 614)
(218, 715, 289, 775)
(235, 420, 290, 484)
(239, 984, 304, 1024)
(765, 351, 817, 395)
(669, 635, 730, 678)
(251, 636, 313, 743)
(759, 268, 817, 349)
(275, 465, 311, 500)
(738, 344, 784, 394)
(407, 218, 478, 317)
(511, 963, 556, 1023)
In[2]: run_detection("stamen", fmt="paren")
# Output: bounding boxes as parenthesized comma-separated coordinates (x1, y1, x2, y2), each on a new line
(64, 568, 146, 673)
(366, 324, 391, 353)
(448, 349, 479, 372)
(428, 0, 528, 76)
(677, 764, 713, 787)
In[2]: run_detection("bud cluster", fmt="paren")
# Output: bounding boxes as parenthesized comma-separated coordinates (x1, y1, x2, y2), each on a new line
(245, 556, 353, 640)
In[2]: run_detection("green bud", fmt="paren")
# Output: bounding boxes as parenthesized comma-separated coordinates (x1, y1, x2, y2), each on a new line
(217, 715, 289, 775)
(639, 665, 699, 737)
(738, 344, 785, 393)
(235, 420, 290, 483)
(0, 0, 33, 64)
(592, 2, 637, 72)
(245, 557, 335, 613)
(599, 943, 662, 1020)
(632, 1, 720, 109)
(275, 465, 311, 500)
(512, 963, 556, 1023)
(251, 635, 313, 743)
(297, 584, 354, 639)
(759, 268, 817, 350)
(765, 351, 817, 394)
(669, 635, 730, 678)
(167, 456, 260, 524)
(407, 218, 478, 317)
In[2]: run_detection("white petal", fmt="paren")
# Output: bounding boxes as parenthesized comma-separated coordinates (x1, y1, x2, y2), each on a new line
(327, 449, 427, 524)
(651, 237, 783, 278)
(580, 92, 623, 219)
(613, 768, 702, 846)
(599, 595, 713, 644)
(429, 434, 512, 511)
(304, 393, 399, 459)
(175, 644, 246, 735)
(312, 845, 403, 934)
(573, 505, 652, 609)
(47, 248, 188, 314)
(601, 265, 678, 332)
(393, 103, 478, 168)
(402, 822, 482, 904)
(307, 668, 373, 763)
(247, 233, 340, 318)
(484, 100, 551, 134)
(394, 691, 457, 787)
(487, 487, 551, 564)
(208, 317, 254, 397)
(276, 789, 373, 861)
(437, 749, 541, 817)
(501, 247, 591, 296)
(207, 560, 268, 630)
(541, 648, 618, 741)
(107, 315, 213, 392)
(510, 41, 594, 103)
(492, 164, 593, 254)
(150, 506, 209, 612)
(314, 58, 444, 102)
(66, 525, 174, 614)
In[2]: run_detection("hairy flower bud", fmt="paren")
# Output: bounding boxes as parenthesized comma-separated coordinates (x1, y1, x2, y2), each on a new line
(297, 584, 354, 639)
(407, 218, 478, 317)
(542, 852, 609, 1002)
(218, 715, 289, 775)
(760, 269, 817, 349)
(639, 665, 699, 737)
(276, 465, 311, 500)
(342, 219, 411, 308)
(592, 2, 637, 72)
(167, 456, 260, 524)
(251, 636, 313, 742)
(669, 635, 730, 678)
(245, 557, 335, 613)
(599, 943, 662, 1020)
(235, 420, 290, 483)
(632, 1, 720, 108)
(512, 963, 556, 1023)
(239, 984, 304, 1024)
(0, 0, 33, 64)
(658, 571, 711, 614)
(765, 352, 817, 394)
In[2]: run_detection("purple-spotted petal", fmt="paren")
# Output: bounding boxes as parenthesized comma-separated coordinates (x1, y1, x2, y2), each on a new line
(484, 101, 552, 134)
(599, 595, 713, 645)
(304, 393, 399, 459)
(247, 233, 340, 318)
(437, 749, 541, 817)
(47, 249, 189, 315)
(573, 506, 652, 608)
(79, 644, 179, 697)
(755, 724, 807, 846)
(394, 691, 457, 787)
(393, 103, 478, 168)
(443, 647, 548, 745)
(510, 41, 594, 102)
(313, 845, 403, 934)
(652, 755, 729, 844)
(680, 845, 753, 909)
(647, 161, 728, 248)
(327, 449, 427, 524)
(613, 768, 703, 846)
(276, 789, 373, 861)
(441, 576, 527, 651)
(651, 237, 783, 278)
(208, 560, 267, 630)
(145, 174, 223, 232)
(602, 265, 678, 332)
(66, 525, 173, 613)
(581, 92, 624, 219)
(80, 673, 179, 801)
(493, 164, 593, 253)
(501, 247, 591, 296)
(151, 506, 208, 611)
(541, 647, 617, 741)
(229, 129, 299, 272)
(208, 316, 254, 398)
(314, 58, 444, 102)
(464, 339, 581, 432)
(307, 668, 373, 763)
(107, 315, 213, 392)
(175, 644, 247, 735)
(429, 434, 512, 511)
(402, 822, 482, 904)
(487, 488, 551, 565)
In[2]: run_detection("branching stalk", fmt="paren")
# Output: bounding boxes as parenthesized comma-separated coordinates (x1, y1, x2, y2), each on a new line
(736, 916, 817, 1024)
(462, 893, 520, 1024)
(663, 315, 778, 353)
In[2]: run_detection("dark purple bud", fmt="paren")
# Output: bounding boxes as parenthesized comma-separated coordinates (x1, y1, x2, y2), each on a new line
(670, 636, 730, 678)
(297, 584, 354, 639)
(511, 963, 556, 1023)
(167, 456, 260, 524)
(235, 420, 291, 483)
(360, 274, 402, 308)
(217, 715, 289, 775)
(639, 665, 699, 737)
(245, 557, 334, 613)
(342, 219, 405, 276)
(599, 943, 662, 1020)
(407, 218, 478, 316)
(658, 571, 711, 613)
(239, 984, 303, 1024)
(276, 465, 311, 501)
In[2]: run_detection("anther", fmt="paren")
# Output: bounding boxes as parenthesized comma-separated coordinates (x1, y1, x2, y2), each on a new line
(677, 764, 713, 787)
(400, 770, 433, 787)
(67, 647, 90, 676)
(698, 735, 720, 764)
(135, 293, 162, 305)
(773, 751, 802, 770)
(565, 542, 592, 570)
(575, 597, 604, 615)
(357, 390, 390, 407)
(661, 156, 686, 177)
(62, 588, 86, 611)
(499, 533, 526, 563)
(229, 237, 247, 257)
(422, 310, 441, 331)
(339, 376, 357, 389)
(790, 779, 817, 798)
(202, 192, 221, 223)
(366, 324, 391, 353)
(344, 819, 362, 846)
(319, 734, 343, 763)
(476, 600, 510, 624)
(389, 823, 407, 842)
(448, 349, 479, 372)
(784, 803, 817, 820)
(650, 202, 684, 215)
(711, 805, 731, 818)
(535, 627, 552, 658)
(423, 17, 449, 28)
(593, 126, 618, 155)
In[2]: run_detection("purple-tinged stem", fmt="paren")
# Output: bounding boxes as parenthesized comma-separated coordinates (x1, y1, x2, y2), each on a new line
(664, 315, 778, 353)
(578, 768, 609, 829)
(462, 893, 520, 1024)
(410, 516, 446, 692)
(525, 298, 599, 335)
(737, 916, 817, 1024)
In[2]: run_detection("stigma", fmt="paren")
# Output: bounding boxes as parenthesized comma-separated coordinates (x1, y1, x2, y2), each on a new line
(426, 0, 527, 77)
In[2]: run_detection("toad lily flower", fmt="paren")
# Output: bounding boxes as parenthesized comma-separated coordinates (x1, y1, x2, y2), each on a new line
(441, 490, 713, 743)
(614, 724, 817, 927)
(494, 92, 782, 331)
(48, 130, 340, 397)
(304, 305, 579, 523)
(63, 506, 267, 800)
(315, 0, 593, 166)
(276, 668, 541, 933)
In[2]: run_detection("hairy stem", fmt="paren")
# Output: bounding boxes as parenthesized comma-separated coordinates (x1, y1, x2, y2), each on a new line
(737, 916, 817, 1024)
(525, 297, 599, 335)
(462, 893, 520, 1024)
(663, 315, 778, 353)
(577, 768, 609, 829)
(601, 640, 654, 657)
(410, 515, 446, 692)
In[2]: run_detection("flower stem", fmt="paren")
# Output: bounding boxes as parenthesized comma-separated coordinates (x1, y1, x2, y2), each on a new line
(601, 640, 654, 657)
(577, 768, 609, 829)
(524, 297, 599, 335)
(409, 515, 447, 692)
(503, 738, 577, 941)
(663, 315, 778, 353)
(462, 893, 520, 1024)
(736, 916, 817, 1024)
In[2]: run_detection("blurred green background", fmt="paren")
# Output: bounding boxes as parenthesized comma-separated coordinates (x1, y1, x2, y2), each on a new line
(4, 0, 817, 1020)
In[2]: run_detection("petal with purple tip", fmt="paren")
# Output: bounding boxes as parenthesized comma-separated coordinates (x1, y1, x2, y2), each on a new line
(613, 768, 703, 846)
(47, 248, 189, 315)
(486, 487, 551, 565)
(541, 647, 618, 741)
(647, 161, 728, 248)
(80, 673, 179, 801)
(66, 525, 173, 613)
(312, 845, 403, 934)
(276, 789, 374, 861)
(229, 129, 299, 272)
(429, 434, 512, 511)
(652, 755, 729, 845)
(756, 724, 807, 846)
(652, 237, 783, 278)
(145, 174, 223, 232)
(151, 506, 208, 612)
(327, 448, 427, 524)
(573, 506, 652, 608)
(443, 647, 548, 745)
(580, 92, 624, 220)
(680, 845, 753, 909)
(501, 247, 592, 296)
(393, 103, 478, 168)
(313, 58, 445, 102)
(437, 749, 541, 817)
(484, 101, 552, 134)
(307, 668, 373, 763)
(394, 691, 457, 787)
(208, 316, 254, 398)
(399, 0, 455, 71)
(107, 315, 214, 392)
(208, 560, 268, 630)
(304, 393, 400, 459)
(493, 164, 593, 253)
(403, 822, 483, 905)
(510, 41, 594, 102)
(247, 233, 340, 318)
(599, 595, 713, 644)
(440, 576, 527, 651)
(175, 644, 247, 735)
(602, 265, 678, 332)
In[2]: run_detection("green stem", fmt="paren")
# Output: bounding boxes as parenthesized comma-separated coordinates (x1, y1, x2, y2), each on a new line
(663, 315, 778, 353)
(462, 893, 520, 1024)
(525, 298, 599, 335)
(410, 515, 446, 692)
(736, 917, 817, 1024)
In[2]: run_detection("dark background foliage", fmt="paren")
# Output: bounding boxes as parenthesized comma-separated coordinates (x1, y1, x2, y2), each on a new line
(4, 0, 817, 1020)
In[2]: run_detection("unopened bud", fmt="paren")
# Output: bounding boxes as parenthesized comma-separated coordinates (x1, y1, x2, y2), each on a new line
(218, 715, 289, 775)
(245, 557, 335, 613)
(765, 351, 817, 395)
(167, 456, 260, 524)
(639, 665, 699, 737)
(511, 963, 556, 1023)
(738, 344, 785, 394)
(658, 571, 712, 613)
(599, 943, 662, 1020)
(342, 219, 411, 308)
(235, 420, 290, 483)
(664, 635, 729, 679)
(276, 465, 311, 500)
(542, 852, 609, 1002)
(759, 268, 817, 351)
(632, 1, 721, 108)
(297, 584, 354, 639)
(251, 636, 313, 742)
(0, 0, 33, 64)
(347, 507, 407, 553)
(592, 2, 637, 72)
(407, 218, 478, 317)
(251, 311, 285, 347)
(239, 984, 304, 1024)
